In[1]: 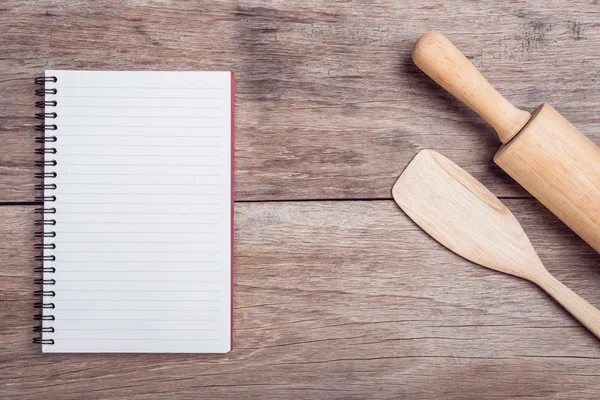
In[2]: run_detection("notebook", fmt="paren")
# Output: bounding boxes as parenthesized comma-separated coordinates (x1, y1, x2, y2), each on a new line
(34, 71, 234, 353)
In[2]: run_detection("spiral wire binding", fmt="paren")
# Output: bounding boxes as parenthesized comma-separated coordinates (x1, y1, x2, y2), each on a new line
(33, 76, 57, 346)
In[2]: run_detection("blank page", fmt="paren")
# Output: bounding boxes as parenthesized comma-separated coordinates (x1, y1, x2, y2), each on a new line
(41, 71, 233, 353)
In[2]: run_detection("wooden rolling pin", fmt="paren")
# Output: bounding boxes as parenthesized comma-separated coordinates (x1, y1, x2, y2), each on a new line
(412, 32, 600, 253)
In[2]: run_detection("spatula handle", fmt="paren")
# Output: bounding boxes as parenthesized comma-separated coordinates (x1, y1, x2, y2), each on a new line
(412, 32, 531, 144)
(535, 272, 600, 339)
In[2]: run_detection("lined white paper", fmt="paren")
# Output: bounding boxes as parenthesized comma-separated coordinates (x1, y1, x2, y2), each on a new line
(42, 71, 232, 353)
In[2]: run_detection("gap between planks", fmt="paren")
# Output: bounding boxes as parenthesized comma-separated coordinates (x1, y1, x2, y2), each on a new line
(0, 196, 536, 207)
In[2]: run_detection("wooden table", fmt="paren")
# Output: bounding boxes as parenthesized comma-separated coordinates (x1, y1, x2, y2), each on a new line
(2, 1, 600, 398)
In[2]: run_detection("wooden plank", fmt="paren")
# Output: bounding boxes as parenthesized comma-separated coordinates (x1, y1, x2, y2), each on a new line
(1, 1, 600, 201)
(2, 200, 600, 398)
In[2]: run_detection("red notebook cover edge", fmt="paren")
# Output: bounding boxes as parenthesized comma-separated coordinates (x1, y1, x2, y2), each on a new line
(230, 72, 235, 352)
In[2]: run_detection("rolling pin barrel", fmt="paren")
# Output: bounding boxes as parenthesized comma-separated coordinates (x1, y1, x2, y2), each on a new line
(412, 32, 600, 253)
(494, 104, 600, 253)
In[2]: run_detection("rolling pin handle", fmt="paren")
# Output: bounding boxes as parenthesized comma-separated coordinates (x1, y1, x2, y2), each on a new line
(412, 32, 531, 144)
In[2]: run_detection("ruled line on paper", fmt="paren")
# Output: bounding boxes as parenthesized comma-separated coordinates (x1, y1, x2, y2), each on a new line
(56, 96, 222, 99)
(54, 203, 222, 205)
(59, 115, 223, 119)
(46, 340, 222, 342)
(56, 182, 223, 185)
(55, 164, 222, 167)
(61, 105, 222, 109)
(55, 135, 224, 138)
(57, 162, 220, 166)
(58, 289, 221, 292)
(58, 318, 221, 321)
(57, 123, 221, 126)
(58, 174, 223, 177)
(57, 221, 221, 223)
(56, 280, 221, 283)
(55, 299, 220, 304)
(54, 193, 222, 196)
(58, 144, 223, 147)
(55, 250, 221, 253)
(56, 260, 224, 263)
(58, 212, 221, 215)
(56, 270, 222, 273)
(56, 86, 224, 90)
(56, 308, 220, 311)
(51, 154, 222, 157)
(57, 328, 222, 331)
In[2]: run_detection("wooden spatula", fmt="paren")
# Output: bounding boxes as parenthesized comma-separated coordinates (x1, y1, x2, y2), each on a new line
(393, 149, 600, 338)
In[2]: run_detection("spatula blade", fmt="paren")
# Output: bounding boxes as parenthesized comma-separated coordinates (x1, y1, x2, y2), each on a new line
(392, 150, 542, 280)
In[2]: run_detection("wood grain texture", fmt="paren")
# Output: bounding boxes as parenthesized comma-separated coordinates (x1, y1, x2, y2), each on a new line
(2, 0, 600, 201)
(2, 0, 600, 398)
(2, 201, 600, 399)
